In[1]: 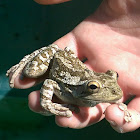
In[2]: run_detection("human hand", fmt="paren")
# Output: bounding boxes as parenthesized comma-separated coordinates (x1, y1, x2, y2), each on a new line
(10, 0, 140, 133)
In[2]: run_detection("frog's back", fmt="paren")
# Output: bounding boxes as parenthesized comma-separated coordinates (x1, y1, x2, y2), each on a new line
(50, 49, 92, 85)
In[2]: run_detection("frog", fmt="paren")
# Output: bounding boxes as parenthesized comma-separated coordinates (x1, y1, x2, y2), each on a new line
(6, 44, 131, 122)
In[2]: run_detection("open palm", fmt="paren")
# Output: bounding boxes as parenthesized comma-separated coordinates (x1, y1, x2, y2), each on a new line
(11, 0, 140, 133)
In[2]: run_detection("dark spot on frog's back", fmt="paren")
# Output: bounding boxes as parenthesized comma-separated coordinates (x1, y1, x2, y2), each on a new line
(42, 85, 53, 91)
(48, 49, 53, 56)
(35, 56, 43, 65)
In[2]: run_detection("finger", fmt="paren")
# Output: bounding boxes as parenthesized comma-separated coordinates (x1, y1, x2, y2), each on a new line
(28, 90, 43, 112)
(9, 72, 46, 89)
(28, 90, 109, 128)
(34, 0, 71, 5)
(105, 97, 140, 133)
(55, 103, 110, 129)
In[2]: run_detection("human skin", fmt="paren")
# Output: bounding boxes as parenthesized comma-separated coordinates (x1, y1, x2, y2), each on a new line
(10, 0, 140, 133)
(34, 0, 70, 5)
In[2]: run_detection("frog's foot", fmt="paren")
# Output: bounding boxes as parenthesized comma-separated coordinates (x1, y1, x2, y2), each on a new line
(6, 46, 47, 88)
(6, 64, 20, 77)
(6, 54, 31, 88)
(118, 103, 132, 123)
(40, 102, 74, 117)
(40, 104, 79, 117)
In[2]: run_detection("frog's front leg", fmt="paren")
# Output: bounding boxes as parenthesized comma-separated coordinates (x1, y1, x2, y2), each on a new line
(6, 44, 59, 88)
(40, 79, 73, 117)
(118, 103, 132, 122)
(24, 44, 60, 78)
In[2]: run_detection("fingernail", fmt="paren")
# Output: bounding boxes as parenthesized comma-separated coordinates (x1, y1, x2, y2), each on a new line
(112, 125, 124, 133)
(107, 120, 124, 133)
(117, 127, 124, 133)
(107, 120, 117, 126)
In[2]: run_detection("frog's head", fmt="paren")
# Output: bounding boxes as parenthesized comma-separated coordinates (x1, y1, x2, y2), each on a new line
(75, 70, 123, 106)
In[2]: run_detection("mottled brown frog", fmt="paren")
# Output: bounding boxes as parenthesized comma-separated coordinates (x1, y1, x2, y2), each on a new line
(6, 44, 124, 118)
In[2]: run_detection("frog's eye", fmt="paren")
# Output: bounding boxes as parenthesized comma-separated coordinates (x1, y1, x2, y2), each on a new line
(88, 81, 100, 93)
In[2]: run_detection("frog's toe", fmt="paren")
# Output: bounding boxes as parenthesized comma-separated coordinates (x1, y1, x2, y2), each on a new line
(56, 109, 73, 117)
(41, 102, 73, 117)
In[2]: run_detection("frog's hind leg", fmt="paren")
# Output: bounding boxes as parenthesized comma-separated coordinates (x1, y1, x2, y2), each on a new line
(6, 44, 59, 88)
(23, 44, 59, 78)
(6, 47, 48, 88)
(40, 79, 73, 117)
